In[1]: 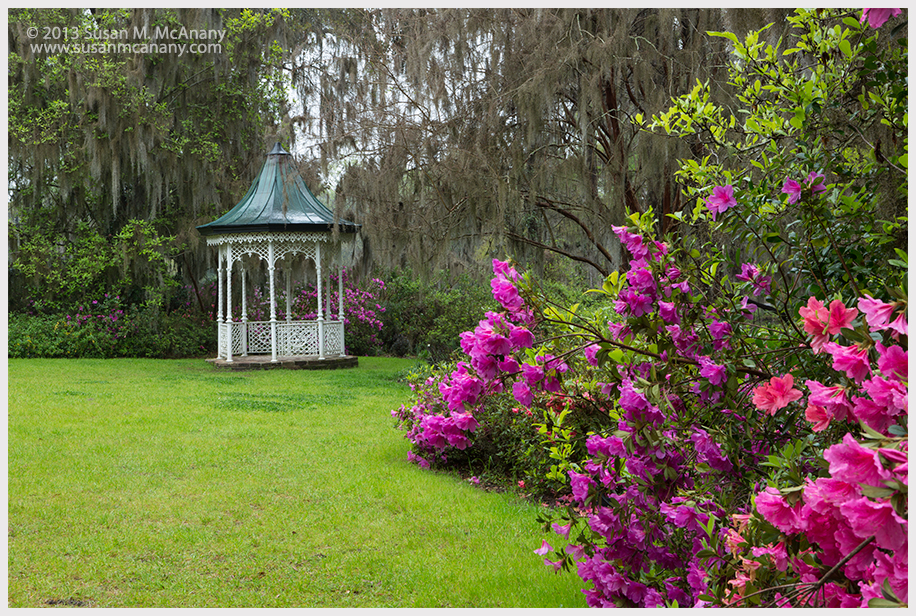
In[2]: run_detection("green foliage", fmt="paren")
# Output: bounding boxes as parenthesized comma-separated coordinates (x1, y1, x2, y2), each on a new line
(12, 218, 179, 313)
(8, 294, 215, 359)
(378, 270, 499, 362)
(650, 8, 906, 304)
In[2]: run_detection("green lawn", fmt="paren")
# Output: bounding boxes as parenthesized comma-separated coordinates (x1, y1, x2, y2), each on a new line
(8, 357, 586, 608)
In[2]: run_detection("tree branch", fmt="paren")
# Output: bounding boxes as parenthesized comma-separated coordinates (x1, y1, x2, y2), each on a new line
(506, 230, 608, 277)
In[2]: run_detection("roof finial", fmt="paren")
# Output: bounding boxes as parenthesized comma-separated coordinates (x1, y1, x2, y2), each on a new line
(268, 142, 289, 156)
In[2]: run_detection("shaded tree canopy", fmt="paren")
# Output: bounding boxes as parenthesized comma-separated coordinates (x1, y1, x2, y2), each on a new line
(8, 8, 309, 308)
(10, 8, 802, 310)
(297, 8, 792, 283)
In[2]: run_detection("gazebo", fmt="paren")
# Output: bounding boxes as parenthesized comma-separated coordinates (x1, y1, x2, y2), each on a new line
(197, 142, 360, 369)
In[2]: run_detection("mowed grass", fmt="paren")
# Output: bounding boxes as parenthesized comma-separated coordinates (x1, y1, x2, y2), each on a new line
(8, 357, 587, 608)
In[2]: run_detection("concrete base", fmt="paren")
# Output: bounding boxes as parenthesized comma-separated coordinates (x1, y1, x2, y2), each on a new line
(206, 355, 358, 371)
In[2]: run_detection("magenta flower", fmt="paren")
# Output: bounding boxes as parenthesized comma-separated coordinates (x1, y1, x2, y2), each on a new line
(805, 403, 832, 432)
(612, 225, 649, 260)
(492, 258, 521, 281)
(507, 324, 534, 349)
(569, 470, 595, 501)
(491, 276, 524, 312)
(755, 487, 807, 534)
(858, 295, 897, 330)
(534, 539, 552, 556)
(750, 542, 789, 572)
(825, 299, 858, 334)
(752, 373, 803, 414)
(839, 497, 907, 550)
(799, 296, 830, 352)
(657, 300, 679, 324)
(783, 172, 828, 204)
(824, 342, 872, 382)
(823, 434, 891, 488)
(565, 544, 586, 560)
(804, 477, 859, 514)
(805, 379, 854, 423)
(496, 356, 518, 375)
(735, 262, 772, 296)
(698, 356, 728, 386)
(805, 171, 828, 194)
(705, 185, 737, 220)
(512, 381, 533, 407)
(782, 177, 802, 204)
(552, 522, 572, 539)
(451, 411, 479, 432)
(861, 375, 907, 414)
(521, 362, 544, 387)
(876, 342, 907, 380)
(861, 8, 901, 28)
(584, 343, 601, 366)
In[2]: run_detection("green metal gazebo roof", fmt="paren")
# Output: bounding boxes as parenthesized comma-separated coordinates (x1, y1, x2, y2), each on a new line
(196, 142, 360, 236)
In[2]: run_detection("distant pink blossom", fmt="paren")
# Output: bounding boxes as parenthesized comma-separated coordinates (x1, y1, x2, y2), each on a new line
(705, 185, 737, 220)
(861, 8, 901, 28)
(752, 373, 803, 414)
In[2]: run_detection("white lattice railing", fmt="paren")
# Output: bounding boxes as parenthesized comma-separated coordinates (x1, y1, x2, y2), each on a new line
(216, 320, 346, 360)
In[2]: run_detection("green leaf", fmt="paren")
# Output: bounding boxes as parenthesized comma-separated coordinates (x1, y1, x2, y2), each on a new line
(839, 38, 852, 58)
(707, 30, 740, 46)
(868, 598, 901, 608)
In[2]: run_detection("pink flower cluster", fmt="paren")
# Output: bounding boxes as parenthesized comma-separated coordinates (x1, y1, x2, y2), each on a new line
(861, 8, 901, 29)
(743, 294, 908, 606)
(782, 171, 827, 204)
(396, 259, 542, 465)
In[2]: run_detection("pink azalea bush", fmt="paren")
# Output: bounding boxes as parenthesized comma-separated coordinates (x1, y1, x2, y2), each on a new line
(392, 8, 907, 608)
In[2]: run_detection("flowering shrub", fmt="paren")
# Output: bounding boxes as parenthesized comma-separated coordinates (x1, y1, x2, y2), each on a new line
(9, 290, 216, 358)
(726, 297, 908, 608)
(238, 269, 385, 355)
(391, 9, 907, 608)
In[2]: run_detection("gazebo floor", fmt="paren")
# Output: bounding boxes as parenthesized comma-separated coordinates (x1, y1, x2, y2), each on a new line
(206, 354, 358, 371)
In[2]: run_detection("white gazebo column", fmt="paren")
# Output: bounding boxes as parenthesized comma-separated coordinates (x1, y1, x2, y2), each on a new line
(326, 261, 331, 318)
(226, 246, 233, 363)
(337, 265, 344, 320)
(285, 263, 292, 323)
(217, 245, 225, 358)
(240, 265, 248, 357)
(316, 242, 325, 359)
(268, 240, 278, 363)
(338, 264, 345, 356)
